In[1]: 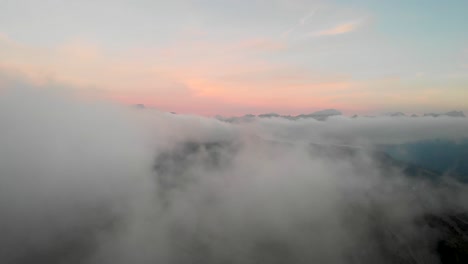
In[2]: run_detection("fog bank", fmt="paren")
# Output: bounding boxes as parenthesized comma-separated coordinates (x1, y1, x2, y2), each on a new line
(1, 86, 468, 264)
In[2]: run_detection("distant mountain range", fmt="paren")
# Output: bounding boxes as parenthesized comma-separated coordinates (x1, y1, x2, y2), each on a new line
(215, 109, 466, 122)
(130, 104, 465, 121)
(217, 109, 343, 122)
(424, 111, 466, 118)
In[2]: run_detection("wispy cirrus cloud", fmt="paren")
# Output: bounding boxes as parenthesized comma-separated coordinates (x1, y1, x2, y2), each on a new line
(313, 21, 361, 36)
(280, 8, 317, 38)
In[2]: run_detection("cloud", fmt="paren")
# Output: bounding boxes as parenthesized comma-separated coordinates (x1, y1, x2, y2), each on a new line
(280, 8, 317, 38)
(313, 21, 361, 36)
(2, 29, 466, 116)
(229, 38, 286, 53)
(300, 9, 317, 26)
(0, 81, 468, 263)
(247, 115, 468, 146)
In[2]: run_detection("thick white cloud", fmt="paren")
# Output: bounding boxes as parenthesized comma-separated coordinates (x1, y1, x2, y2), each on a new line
(245, 115, 468, 145)
(0, 83, 467, 264)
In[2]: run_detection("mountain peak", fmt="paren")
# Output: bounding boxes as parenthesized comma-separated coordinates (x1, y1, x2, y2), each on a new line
(385, 112, 406, 117)
(310, 109, 342, 116)
(258, 113, 280, 118)
(424, 111, 465, 118)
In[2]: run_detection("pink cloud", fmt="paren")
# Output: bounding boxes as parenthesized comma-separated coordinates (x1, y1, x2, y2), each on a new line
(313, 21, 360, 36)
(2, 32, 466, 116)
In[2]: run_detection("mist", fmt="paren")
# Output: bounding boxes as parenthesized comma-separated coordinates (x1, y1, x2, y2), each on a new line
(1, 86, 468, 264)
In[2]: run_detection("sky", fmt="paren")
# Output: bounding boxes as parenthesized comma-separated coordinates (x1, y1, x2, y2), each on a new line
(0, 0, 467, 116)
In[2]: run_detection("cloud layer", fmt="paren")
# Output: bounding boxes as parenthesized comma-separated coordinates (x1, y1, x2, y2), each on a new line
(0, 84, 468, 263)
(314, 21, 361, 36)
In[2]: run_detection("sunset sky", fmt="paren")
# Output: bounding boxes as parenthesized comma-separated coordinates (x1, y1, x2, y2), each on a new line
(1, 0, 467, 116)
